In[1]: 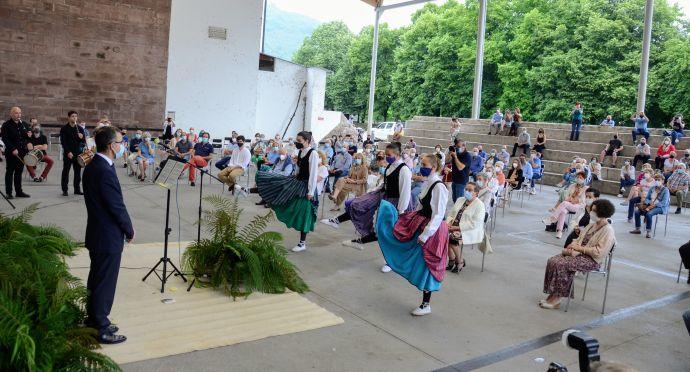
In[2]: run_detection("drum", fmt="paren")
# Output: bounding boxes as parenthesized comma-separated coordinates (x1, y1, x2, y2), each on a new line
(23, 149, 44, 167)
(77, 150, 94, 168)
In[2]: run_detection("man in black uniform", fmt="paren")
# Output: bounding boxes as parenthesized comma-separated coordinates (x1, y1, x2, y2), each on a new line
(60, 110, 87, 196)
(0, 106, 32, 198)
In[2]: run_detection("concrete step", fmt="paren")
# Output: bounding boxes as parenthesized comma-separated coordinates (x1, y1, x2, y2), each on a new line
(405, 119, 688, 151)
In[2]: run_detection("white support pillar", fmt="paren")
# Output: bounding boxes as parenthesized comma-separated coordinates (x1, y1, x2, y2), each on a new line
(471, 0, 487, 120)
(637, 0, 654, 113)
(366, 9, 381, 134)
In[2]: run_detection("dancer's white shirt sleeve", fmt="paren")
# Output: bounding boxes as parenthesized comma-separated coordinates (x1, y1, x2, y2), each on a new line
(307, 149, 320, 197)
(397, 165, 412, 213)
(419, 183, 448, 243)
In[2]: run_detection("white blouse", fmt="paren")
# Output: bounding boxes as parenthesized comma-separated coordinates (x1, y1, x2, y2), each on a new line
(416, 173, 449, 243)
(375, 158, 412, 213)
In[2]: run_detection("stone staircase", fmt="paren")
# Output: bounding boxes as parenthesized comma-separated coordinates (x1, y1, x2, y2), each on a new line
(393, 116, 688, 196)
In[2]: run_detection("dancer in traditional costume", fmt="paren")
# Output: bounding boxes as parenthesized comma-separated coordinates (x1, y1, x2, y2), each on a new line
(256, 131, 319, 252)
(320, 142, 411, 267)
(376, 154, 449, 316)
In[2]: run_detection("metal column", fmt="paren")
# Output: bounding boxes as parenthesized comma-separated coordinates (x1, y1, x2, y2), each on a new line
(471, 0, 487, 120)
(366, 9, 382, 134)
(637, 0, 654, 113)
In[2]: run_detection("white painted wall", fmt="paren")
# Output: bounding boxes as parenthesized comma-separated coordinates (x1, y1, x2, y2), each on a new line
(256, 59, 306, 140)
(165, 0, 263, 138)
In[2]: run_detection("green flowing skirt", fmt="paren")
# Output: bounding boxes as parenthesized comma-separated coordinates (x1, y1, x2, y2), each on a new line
(257, 171, 317, 233)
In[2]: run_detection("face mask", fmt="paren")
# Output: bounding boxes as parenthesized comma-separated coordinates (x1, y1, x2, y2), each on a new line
(114, 142, 125, 159)
(457, 147, 465, 153)
(664, 141, 670, 145)
(473, 152, 478, 156)
(295, 141, 304, 149)
(512, 163, 518, 168)
(590, 211, 600, 222)
(144, 137, 150, 142)
(237, 141, 244, 147)
(477, 180, 484, 188)
(419, 167, 432, 177)
(670, 155, 675, 159)
(644, 174, 652, 180)
(490, 151, 496, 156)
(180, 137, 186, 142)
(189, 130, 194, 134)
(325, 144, 331, 148)
(201, 137, 208, 143)
(385, 156, 396, 165)
(135, 134, 141, 139)
(279, 154, 286, 161)
(272, 146, 279, 151)
(354, 159, 362, 165)
(495, 169, 501, 174)
(379, 166, 386, 174)
(676, 169, 683, 174)
(624, 161, 630, 166)
(464, 191, 474, 201)
(435, 148, 441, 153)
(576, 178, 585, 185)
(586, 198, 594, 207)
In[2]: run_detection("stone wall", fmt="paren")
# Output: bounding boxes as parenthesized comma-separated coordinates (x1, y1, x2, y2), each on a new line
(0, 0, 171, 129)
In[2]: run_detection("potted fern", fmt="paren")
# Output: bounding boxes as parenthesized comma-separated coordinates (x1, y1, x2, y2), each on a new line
(183, 195, 308, 298)
(0, 205, 120, 371)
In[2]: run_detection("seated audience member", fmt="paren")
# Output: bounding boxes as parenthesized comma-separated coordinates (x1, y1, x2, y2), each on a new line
(589, 157, 602, 182)
(489, 109, 503, 135)
(433, 144, 445, 166)
(483, 164, 500, 194)
(469, 147, 485, 179)
(343, 134, 357, 154)
(543, 171, 587, 239)
(562, 188, 601, 246)
(253, 148, 294, 206)
(600, 115, 615, 127)
(533, 128, 546, 156)
(329, 152, 368, 211)
(663, 114, 684, 145)
(618, 160, 636, 197)
(393, 121, 405, 141)
(632, 138, 651, 168)
(477, 145, 487, 160)
(654, 137, 675, 170)
(137, 132, 156, 181)
(475, 172, 494, 213)
(506, 160, 524, 192)
(446, 182, 485, 273)
(485, 148, 498, 166)
(187, 127, 198, 143)
(402, 148, 415, 169)
(316, 151, 329, 197)
(497, 145, 510, 167)
(26, 124, 53, 182)
(409, 160, 425, 210)
(529, 151, 543, 194)
(511, 127, 531, 156)
(449, 117, 461, 139)
(630, 173, 670, 238)
(257, 140, 280, 171)
(218, 135, 250, 193)
(493, 161, 506, 189)
(174, 132, 192, 160)
(127, 130, 143, 175)
(120, 129, 129, 168)
(363, 132, 375, 147)
(183, 131, 214, 186)
(405, 138, 416, 150)
(599, 133, 623, 166)
(509, 108, 522, 136)
(683, 148, 690, 168)
(680, 240, 690, 284)
(622, 167, 654, 214)
(329, 144, 353, 188)
(667, 163, 690, 214)
(631, 111, 650, 143)
(364, 144, 376, 164)
(663, 152, 680, 179)
(540, 199, 616, 309)
(519, 154, 533, 193)
(500, 110, 512, 135)
(320, 139, 335, 164)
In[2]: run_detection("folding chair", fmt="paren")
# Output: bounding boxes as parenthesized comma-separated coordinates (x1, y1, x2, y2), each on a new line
(653, 212, 668, 237)
(538, 164, 545, 192)
(678, 260, 687, 283)
(319, 178, 329, 219)
(565, 244, 615, 314)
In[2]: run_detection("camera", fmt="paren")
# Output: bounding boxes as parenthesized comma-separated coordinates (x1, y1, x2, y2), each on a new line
(547, 330, 600, 372)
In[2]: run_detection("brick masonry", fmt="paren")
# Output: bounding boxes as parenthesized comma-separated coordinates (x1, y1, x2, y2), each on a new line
(0, 0, 171, 130)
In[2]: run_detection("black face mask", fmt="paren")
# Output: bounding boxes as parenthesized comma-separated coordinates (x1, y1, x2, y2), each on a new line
(295, 142, 304, 149)
(237, 142, 244, 147)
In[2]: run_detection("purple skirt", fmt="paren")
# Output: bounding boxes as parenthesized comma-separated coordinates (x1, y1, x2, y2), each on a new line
(345, 190, 409, 237)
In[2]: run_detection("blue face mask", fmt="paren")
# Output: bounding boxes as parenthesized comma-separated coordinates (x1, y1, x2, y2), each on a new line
(114, 142, 125, 159)
(464, 191, 474, 201)
(419, 167, 432, 177)
(379, 166, 386, 174)
(385, 156, 396, 164)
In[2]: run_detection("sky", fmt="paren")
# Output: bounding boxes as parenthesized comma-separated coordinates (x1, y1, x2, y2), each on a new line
(269, 0, 690, 33)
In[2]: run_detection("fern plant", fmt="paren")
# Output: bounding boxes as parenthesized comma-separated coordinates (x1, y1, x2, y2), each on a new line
(0, 204, 121, 371)
(183, 195, 309, 298)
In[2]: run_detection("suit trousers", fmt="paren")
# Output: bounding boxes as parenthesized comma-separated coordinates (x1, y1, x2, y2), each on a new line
(4, 154, 24, 195)
(86, 249, 122, 333)
(61, 156, 82, 193)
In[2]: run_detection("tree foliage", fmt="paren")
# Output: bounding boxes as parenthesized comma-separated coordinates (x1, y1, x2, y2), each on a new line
(294, 0, 689, 126)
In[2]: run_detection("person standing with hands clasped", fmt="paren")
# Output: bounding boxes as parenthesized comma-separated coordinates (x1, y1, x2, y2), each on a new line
(83, 126, 134, 344)
(1, 106, 32, 198)
(60, 110, 86, 196)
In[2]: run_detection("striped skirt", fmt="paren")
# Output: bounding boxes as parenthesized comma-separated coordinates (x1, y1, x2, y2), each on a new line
(256, 171, 318, 233)
(543, 254, 599, 297)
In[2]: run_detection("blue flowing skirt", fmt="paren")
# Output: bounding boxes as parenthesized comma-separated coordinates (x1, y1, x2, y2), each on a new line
(375, 200, 442, 292)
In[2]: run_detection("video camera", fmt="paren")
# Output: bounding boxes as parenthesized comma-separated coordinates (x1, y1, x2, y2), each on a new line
(547, 330, 600, 372)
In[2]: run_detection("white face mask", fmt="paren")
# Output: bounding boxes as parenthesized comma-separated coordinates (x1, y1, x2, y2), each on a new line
(590, 211, 600, 222)
(279, 154, 286, 160)
(586, 198, 594, 207)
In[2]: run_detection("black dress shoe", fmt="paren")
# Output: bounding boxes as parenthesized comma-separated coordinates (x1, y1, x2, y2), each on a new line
(106, 324, 119, 334)
(98, 332, 127, 344)
(15, 192, 30, 198)
(5, 194, 13, 199)
(74, 190, 84, 195)
(62, 191, 69, 196)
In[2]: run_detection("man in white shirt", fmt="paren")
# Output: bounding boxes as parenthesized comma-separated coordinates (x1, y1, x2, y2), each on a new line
(489, 109, 503, 135)
(218, 135, 251, 194)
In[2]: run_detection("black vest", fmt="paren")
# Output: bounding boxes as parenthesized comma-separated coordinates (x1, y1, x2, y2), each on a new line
(419, 181, 444, 218)
(296, 148, 313, 181)
(383, 163, 406, 199)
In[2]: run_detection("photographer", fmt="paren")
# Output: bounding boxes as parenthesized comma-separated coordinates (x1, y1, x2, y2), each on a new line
(447, 138, 472, 202)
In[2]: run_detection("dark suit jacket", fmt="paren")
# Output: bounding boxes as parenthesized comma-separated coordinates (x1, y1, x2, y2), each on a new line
(83, 154, 134, 253)
(1, 119, 31, 155)
(60, 123, 86, 155)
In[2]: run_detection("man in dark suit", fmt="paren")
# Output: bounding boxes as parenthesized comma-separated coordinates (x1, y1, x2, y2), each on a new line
(60, 110, 87, 196)
(0, 106, 32, 198)
(83, 126, 134, 344)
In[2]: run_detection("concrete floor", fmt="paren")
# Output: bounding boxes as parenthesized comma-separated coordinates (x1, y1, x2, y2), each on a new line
(2, 162, 689, 372)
